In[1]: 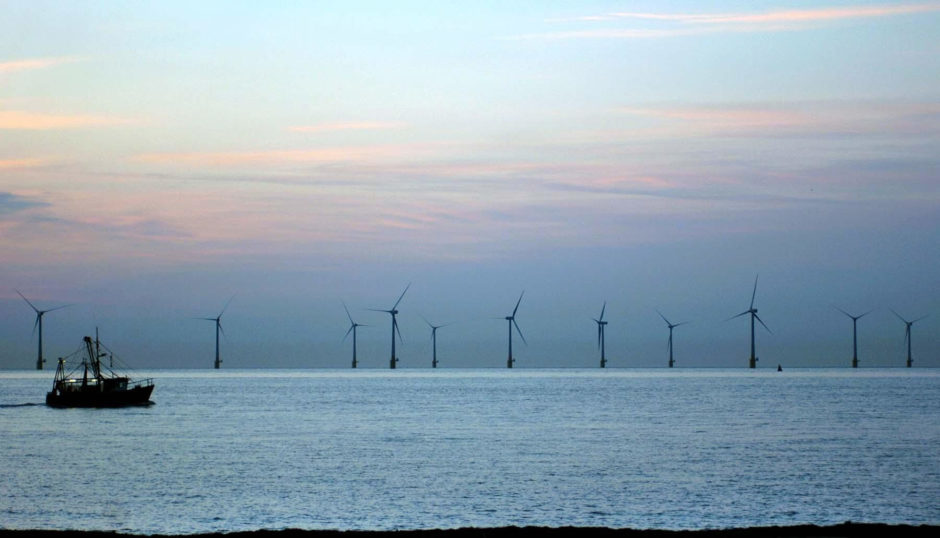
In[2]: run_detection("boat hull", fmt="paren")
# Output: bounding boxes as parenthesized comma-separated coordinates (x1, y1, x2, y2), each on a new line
(46, 384, 154, 408)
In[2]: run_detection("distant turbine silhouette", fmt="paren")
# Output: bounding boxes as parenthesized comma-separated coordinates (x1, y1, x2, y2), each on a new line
(891, 310, 928, 368)
(16, 290, 70, 370)
(370, 284, 410, 369)
(504, 291, 526, 368)
(593, 302, 608, 368)
(835, 307, 870, 368)
(728, 275, 771, 368)
(198, 296, 233, 369)
(422, 317, 451, 368)
(657, 310, 688, 368)
(343, 302, 368, 368)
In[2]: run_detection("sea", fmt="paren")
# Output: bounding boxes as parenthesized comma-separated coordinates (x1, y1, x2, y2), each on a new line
(1, 368, 938, 534)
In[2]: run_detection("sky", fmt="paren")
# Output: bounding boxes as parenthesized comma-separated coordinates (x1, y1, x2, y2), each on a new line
(1, 1, 938, 369)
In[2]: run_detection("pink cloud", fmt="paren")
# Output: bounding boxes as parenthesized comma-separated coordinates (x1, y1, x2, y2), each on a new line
(620, 105, 811, 129)
(132, 143, 440, 168)
(0, 110, 135, 130)
(530, 3, 940, 39)
(604, 4, 940, 25)
(0, 56, 79, 74)
(0, 158, 47, 169)
(618, 102, 940, 137)
(287, 121, 406, 133)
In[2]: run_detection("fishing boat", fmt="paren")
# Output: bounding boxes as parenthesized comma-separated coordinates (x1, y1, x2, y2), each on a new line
(46, 334, 154, 408)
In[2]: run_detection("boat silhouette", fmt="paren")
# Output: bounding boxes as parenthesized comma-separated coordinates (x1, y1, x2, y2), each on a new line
(46, 334, 154, 408)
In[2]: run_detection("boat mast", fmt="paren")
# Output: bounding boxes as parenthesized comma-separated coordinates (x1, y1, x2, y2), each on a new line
(96, 327, 101, 374)
(83, 336, 103, 390)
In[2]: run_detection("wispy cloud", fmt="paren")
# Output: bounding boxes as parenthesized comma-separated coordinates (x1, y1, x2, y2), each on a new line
(0, 158, 48, 169)
(526, 2, 940, 39)
(287, 121, 406, 133)
(580, 3, 940, 24)
(0, 110, 136, 130)
(0, 56, 80, 74)
(617, 101, 940, 137)
(133, 144, 424, 168)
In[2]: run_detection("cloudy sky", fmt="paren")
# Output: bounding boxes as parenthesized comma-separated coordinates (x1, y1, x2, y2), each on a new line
(1, 1, 938, 369)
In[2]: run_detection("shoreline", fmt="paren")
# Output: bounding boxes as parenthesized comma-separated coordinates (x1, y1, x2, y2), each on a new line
(2, 523, 938, 538)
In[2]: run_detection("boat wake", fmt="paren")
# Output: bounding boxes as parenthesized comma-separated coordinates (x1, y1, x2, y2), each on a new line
(0, 402, 42, 408)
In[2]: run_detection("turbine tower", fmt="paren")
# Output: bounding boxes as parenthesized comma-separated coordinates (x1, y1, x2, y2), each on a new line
(593, 302, 608, 368)
(343, 302, 368, 368)
(836, 307, 870, 368)
(16, 290, 69, 370)
(892, 310, 928, 368)
(423, 317, 450, 368)
(728, 275, 771, 368)
(371, 284, 410, 369)
(658, 310, 688, 368)
(198, 296, 233, 369)
(504, 291, 526, 368)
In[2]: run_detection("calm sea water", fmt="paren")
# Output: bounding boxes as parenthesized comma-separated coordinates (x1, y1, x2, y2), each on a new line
(1, 368, 938, 534)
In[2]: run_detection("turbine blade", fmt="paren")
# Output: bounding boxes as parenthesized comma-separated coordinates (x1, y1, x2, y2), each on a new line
(726, 311, 750, 321)
(343, 325, 353, 342)
(392, 283, 411, 310)
(420, 315, 432, 329)
(219, 294, 235, 317)
(755, 313, 772, 334)
(675, 321, 690, 328)
(599, 301, 606, 321)
(834, 306, 853, 319)
(394, 318, 403, 343)
(343, 301, 354, 325)
(890, 309, 908, 323)
(750, 275, 759, 310)
(15, 290, 39, 313)
(514, 319, 527, 346)
(218, 321, 226, 337)
(368, 308, 392, 314)
(597, 325, 601, 349)
(31, 314, 40, 338)
(912, 314, 929, 324)
(657, 309, 671, 326)
(45, 304, 70, 314)
(858, 310, 873, 319)
(512, 291, 524, 317)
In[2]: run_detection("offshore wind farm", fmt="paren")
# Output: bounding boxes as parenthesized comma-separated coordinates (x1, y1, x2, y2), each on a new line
(3, 278, 935, 370)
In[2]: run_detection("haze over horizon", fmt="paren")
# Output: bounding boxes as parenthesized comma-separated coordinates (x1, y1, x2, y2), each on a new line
(2, 1, 938, 369)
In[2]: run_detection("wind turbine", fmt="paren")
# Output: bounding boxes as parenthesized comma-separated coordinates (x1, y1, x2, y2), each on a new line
(728, 275, 771, 368)
(343, 302, 368, 368)
(657, 310, 688, 368)
(370, 284, 410, 369)
(422, 317, 451, 368)
(593, 302, 608, 368)
(891, 310, 928, 368)
(504, 291, 526, 368)
(198, 296, 233, 369)
(836, 307, 870, 368)
(16, 290, 70, 370)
